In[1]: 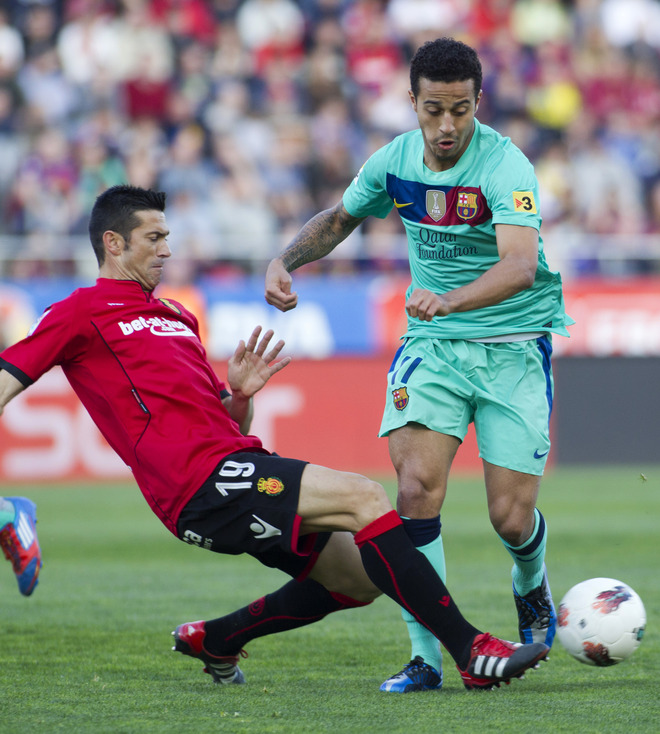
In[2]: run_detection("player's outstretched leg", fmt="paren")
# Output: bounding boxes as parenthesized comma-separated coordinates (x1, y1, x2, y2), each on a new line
(172, 578, 370, 683)
(355, 511, 549, 690)
(0, 497, 42, 596)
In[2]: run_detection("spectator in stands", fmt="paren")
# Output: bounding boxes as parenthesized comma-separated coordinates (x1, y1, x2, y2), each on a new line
(510, 0, 572, 48)
(0, 6, 25, 79)
(158, 122, 215, 199)
(17, 45, 80, 127)
(0, 0, 658, 276)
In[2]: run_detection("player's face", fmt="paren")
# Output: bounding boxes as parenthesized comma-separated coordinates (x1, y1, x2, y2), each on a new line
(117, 210, 171, 291)
(409, 78, 481, 172)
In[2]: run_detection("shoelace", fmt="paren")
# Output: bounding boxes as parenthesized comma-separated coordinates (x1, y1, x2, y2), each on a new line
(391, 657, 434, 678)
(403, 661, 428, 675)
(206, 648, 248, 664)
(516, 590, 553, 626)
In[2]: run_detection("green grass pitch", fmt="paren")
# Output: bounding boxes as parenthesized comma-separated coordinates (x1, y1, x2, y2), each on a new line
(1, 466, 658, 733)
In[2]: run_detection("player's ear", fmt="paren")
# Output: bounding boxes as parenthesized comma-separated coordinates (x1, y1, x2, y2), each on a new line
(103, 230, 124, 256)
(475, 89, 483, 113)
(408, 89, 417, 111)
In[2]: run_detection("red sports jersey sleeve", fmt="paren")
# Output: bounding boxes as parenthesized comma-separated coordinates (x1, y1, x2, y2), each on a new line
(0, 279, 266, 534)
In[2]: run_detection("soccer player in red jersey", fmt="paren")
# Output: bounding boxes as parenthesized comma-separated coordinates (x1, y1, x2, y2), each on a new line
(0, 185, 548, 689)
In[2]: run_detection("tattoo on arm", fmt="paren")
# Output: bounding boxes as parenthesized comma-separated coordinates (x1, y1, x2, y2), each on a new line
(280, 203, 365, 271)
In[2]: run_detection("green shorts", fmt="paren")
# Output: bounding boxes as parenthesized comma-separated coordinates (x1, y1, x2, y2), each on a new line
(379, 336, 554, 475)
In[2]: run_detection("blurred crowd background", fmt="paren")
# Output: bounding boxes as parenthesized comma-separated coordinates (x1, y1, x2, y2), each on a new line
(1, 0, 660, 281)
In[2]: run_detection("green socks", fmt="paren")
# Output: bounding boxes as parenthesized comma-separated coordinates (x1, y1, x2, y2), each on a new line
(502, 508, 547, 596)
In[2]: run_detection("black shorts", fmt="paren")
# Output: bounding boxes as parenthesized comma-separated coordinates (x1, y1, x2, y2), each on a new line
(177, 451, 331, 580)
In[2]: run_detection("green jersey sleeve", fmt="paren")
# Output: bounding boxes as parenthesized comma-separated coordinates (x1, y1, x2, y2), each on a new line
(483, 139, 542, 230)
(343, 145, 395, 220)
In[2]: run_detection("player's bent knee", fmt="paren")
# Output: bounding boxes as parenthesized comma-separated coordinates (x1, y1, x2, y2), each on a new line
(491, 513, 532, 546)
(298, 466, 393, 533)
(354, 478, 392, 525)
(334, 477, 392, 534)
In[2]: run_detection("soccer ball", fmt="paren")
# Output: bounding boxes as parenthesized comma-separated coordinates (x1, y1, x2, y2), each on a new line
(556, 578, 646, 666)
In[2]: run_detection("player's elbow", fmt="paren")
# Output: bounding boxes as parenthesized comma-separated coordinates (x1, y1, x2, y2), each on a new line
(512, 257, 537, 292)
(519, 266, 536, 290)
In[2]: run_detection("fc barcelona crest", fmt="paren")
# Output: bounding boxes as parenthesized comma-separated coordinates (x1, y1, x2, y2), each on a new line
(426, 190, 446, 222)
(392, 387, 409, 411)
(457, 191, 478, 220)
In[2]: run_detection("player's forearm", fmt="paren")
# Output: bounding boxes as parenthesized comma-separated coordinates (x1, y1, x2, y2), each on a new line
(226, 390, 254, 435)
(443, 253, 537, 314)
(278, 202, 364, 272)
(0, 369, 26, 416)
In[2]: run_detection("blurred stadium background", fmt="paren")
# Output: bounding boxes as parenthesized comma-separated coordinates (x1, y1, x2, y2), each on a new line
(1, 0, 659, 482)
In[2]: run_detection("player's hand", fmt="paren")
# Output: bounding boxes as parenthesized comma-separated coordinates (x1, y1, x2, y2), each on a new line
(227, 326, 291, 398)
(265, 258, 298, 312)
(405, 288, 451, 321)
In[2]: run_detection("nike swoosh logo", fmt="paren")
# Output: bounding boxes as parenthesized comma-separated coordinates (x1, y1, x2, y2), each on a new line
(534, 450, 549, 459)
(250, 514, 282, 539)
(393, 198, 413, 208)
(439, 595, 451, 607)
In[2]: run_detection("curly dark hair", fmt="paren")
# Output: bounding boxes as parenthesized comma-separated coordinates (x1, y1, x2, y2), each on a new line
(410, 37, 482, 100)
(89, 185, 167, 265)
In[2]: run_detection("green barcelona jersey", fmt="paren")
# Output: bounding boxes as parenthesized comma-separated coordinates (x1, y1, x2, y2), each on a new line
(342, 120, 572, 339)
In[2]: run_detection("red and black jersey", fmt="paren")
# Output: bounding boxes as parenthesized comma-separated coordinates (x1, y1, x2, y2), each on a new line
(0, 278, 266, 534)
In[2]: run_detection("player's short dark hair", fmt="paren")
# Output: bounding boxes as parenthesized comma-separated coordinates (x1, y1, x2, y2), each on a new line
(89, 185, 167, 265)
(410, 37, 482, 100)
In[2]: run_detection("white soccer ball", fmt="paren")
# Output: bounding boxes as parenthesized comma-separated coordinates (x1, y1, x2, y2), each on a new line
(556, 578, 646, 666)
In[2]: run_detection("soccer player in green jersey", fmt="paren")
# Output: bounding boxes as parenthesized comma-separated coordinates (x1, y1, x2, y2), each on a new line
(265, 37, 573, 693)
